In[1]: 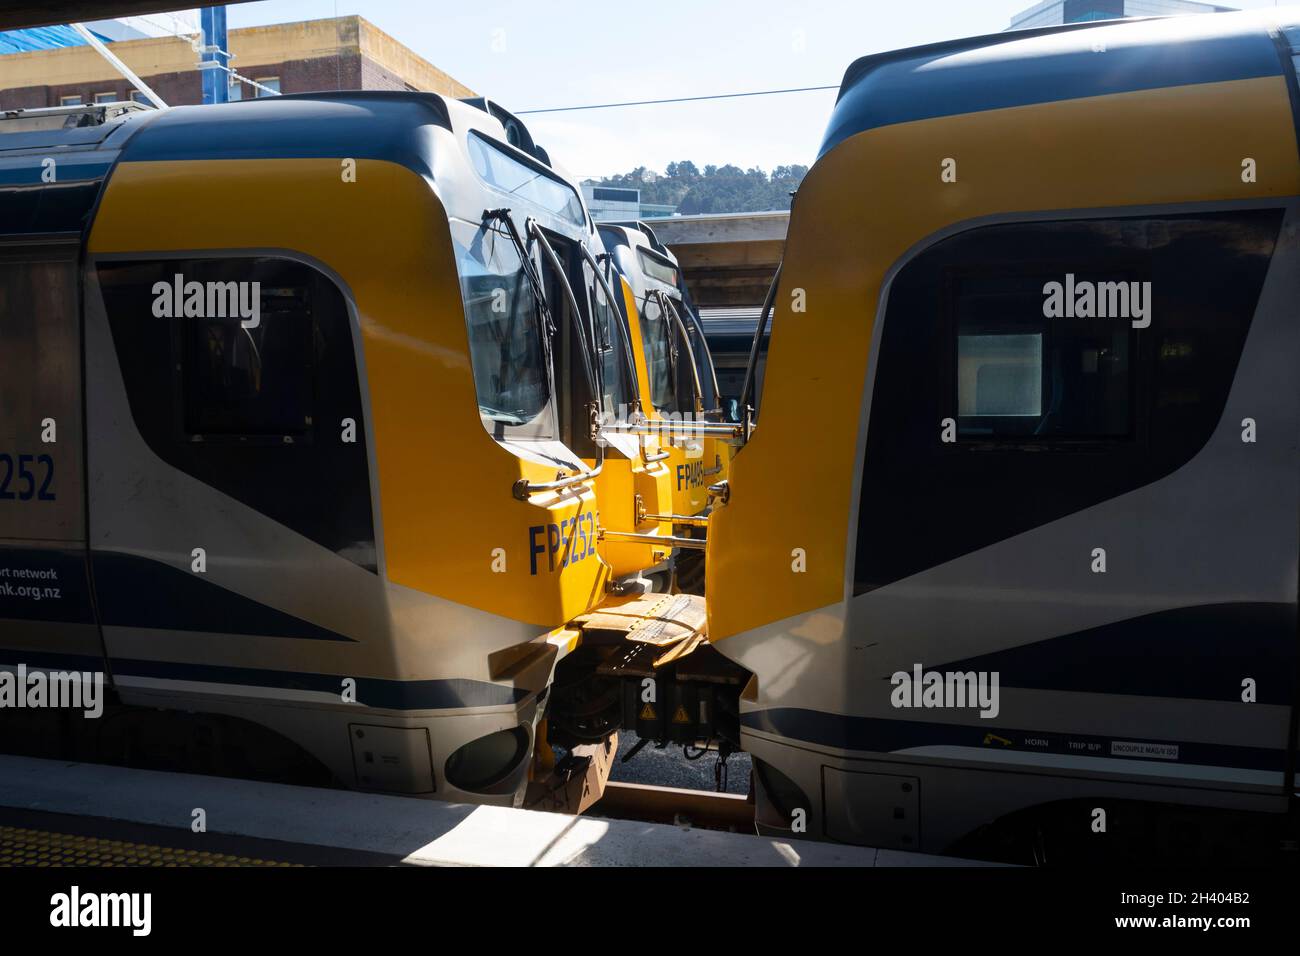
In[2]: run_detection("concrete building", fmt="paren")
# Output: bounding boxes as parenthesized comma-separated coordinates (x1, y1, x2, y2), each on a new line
(650, 211, 788, 309)
(1009, 0, 1235, 30)
(581, 182, 676, 221)
(649, 212, 789, 407)
(0, 15, 474, 110)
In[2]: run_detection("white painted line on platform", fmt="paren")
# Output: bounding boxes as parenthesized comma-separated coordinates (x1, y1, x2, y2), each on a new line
(0, 755, 996, 866)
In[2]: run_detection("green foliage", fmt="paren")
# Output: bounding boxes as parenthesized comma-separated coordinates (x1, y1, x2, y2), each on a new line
(587, 161, 807, 215)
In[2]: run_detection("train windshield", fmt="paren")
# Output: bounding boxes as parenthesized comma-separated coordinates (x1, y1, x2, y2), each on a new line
(586, 260, 637, 420)
(639, 294, 678, 413)
(684, 307, 721, 415)
(466, 131, 585, 227)
(455, 223, 553, 435)
(637, 247, 678, 287)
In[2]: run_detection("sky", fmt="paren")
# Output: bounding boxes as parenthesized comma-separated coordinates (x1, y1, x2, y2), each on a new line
(218, 0, 1291, 179)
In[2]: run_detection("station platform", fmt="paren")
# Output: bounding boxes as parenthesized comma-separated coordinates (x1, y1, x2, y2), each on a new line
(0, 755, 993, 867)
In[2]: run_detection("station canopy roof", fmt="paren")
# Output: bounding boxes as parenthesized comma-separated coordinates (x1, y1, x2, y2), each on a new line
(0, 23, 109, 53)
(0, 1, 249, 31)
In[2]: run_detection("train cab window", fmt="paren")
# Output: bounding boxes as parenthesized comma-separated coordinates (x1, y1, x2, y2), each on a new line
(182, 280, 315, 439)
(637, 248, 678, 287)
(586, 260, 636, 419)
(455, 225, 554, 439)
(855, 210, 1282, 593)
(690, 321, 721, 414)
(466, 131, 585, 227)
(953, 274, 1132, 441)
(957, 333, 1041, 418)
(675, 286, 721, 415)
(95, 256, 376, 569)
(96, 259, 327, 443)
(639, 295, 678, 413)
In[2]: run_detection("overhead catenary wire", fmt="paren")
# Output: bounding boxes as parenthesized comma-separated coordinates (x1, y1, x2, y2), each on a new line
(517, 84, 839, 114)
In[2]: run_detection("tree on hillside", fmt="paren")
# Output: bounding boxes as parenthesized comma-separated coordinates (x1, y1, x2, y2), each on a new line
(585, 161, 807, 214)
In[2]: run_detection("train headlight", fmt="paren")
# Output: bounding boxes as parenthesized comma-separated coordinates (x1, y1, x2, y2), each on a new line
(444, 726, 530, 793)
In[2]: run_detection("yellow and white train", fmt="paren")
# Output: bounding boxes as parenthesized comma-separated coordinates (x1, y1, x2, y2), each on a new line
(597, 220, 732, 593)
(4, 6, 1300, 862)
(0, 91, 698, 801)
(707, 8, 1300, 859)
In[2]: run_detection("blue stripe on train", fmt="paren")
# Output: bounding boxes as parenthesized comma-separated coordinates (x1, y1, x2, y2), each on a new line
(932, 602, 1296, 704)
(91, 550, 357, 643)
(0, 648, 525, 710)
(741, 708, 1286, 773)
(1, 547, 360, 640)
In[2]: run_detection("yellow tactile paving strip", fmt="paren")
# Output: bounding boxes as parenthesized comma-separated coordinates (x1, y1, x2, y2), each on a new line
(0, 825, 303, 867)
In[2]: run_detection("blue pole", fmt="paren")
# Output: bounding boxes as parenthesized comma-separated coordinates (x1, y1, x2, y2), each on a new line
(200, 6, 229, 104)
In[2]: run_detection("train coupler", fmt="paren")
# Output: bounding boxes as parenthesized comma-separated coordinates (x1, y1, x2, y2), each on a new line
(546, 592, 750, 761)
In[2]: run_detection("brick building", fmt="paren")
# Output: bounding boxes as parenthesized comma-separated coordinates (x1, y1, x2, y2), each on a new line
(0, 15, 474, 109)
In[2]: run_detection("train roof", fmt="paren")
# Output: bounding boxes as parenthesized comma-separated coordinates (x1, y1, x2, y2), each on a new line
(597, 220, 684, 302)
(820, 8, 1300, 159)
(112, 91, 452, 175)
(108, 91, 559, 177)
(0, 90, 594, 239)
(599, 220, 671, 256)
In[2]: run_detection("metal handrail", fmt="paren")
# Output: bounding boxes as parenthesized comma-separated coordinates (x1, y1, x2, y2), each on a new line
(598, 528, 706, 551)
(642, 513, 709, 528)
(603, 420, 743, 438)
(512, 461, 604, 500)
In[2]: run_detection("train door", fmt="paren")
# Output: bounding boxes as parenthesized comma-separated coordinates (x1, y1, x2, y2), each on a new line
(0, 241, 105, 671)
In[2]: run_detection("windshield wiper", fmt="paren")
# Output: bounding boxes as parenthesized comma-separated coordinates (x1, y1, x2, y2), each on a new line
(528, 219, 602, 412)
(477, 209, 611, 500)
(656, 291, 704, 418)
(482, 208, 554, 342)
(583, 243, 641, 417)
(480, 408, 528, 425)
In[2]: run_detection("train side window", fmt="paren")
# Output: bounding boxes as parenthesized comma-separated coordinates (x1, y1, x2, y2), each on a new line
(855, 210, 1283, 594)
(181, 279, 315, 440)
(95, 255, 375, 568)
(952, 273, 1134, 442)
(957, 332, 1042, 419)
